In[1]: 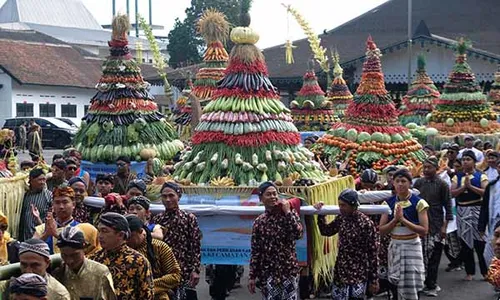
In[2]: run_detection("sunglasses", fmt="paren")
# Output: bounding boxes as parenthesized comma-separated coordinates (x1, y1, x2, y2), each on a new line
(67, 167, 77, 171)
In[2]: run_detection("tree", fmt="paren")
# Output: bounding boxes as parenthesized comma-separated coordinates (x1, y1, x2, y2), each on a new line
(167, 0, 241, 68)
(167, 18, 203, 68)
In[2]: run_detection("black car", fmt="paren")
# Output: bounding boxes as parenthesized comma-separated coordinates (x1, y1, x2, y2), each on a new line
(3, 117, 77, 148)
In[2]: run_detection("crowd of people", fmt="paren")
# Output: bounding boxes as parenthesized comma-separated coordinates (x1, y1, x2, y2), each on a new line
(0, 133, 498, 300)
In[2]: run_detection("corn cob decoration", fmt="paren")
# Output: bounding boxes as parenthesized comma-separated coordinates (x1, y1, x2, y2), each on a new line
(283, 4, 330, 85)
(138, 15, 173, 103)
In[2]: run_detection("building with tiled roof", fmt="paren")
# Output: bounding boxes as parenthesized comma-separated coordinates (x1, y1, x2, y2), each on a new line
(0, 0, 168, 61)
(0, 29, 160, 126)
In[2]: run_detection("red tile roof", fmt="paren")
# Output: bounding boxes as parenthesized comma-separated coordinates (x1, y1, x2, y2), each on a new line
(0, 38, 162, 89)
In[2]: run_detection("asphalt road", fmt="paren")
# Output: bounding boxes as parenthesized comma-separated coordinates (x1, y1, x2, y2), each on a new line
(18, 149, 497, 299)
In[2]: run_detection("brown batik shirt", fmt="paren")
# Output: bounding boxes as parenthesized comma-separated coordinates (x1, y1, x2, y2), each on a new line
(153, 209, 201, 284)
(249, 210, 303, 286)
(317, 210, 379, 286)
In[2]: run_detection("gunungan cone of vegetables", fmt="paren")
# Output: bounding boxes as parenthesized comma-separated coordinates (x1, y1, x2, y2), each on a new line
(399, 54, 440, 125)
(172, 0, 325, 186)
(290, 59, 336, 131)
(315, 36, 426, 177)
(191, 9, 230, 104)
(428, 38, 499, 135)
(488, 65, 500, 116)
(74, 14, 183, 163)
(327, 50, 353, 120)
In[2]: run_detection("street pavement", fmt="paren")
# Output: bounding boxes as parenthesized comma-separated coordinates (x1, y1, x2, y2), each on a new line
(19, 149, 497, 299)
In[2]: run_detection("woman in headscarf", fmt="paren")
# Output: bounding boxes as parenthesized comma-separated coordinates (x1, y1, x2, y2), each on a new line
(0, 212, 20, 265)
(379, 169, 429, 300)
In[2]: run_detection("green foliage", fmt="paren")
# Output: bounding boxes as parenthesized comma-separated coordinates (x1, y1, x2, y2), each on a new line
(167, 0, 241, 68)
(240, 0, 252, 14)
(417, 54, 426, 71)
(456, 37, 472, 55)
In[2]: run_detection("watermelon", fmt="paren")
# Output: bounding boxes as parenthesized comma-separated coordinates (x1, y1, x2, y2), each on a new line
(103, 145, 114, 162)
(383, 134, 391, 144)
(480, 118, 489, 128)
(406, 122, 418, 130)
(346, 129, 358, 142)
(371, 132, 384, 142)
(426, 127, 438, 136)
(152, 158, 163, 175)
(357, 132, 371, 143)
(334, 127, 347, 137)
(391, 134, 403, 143)
(445, 118, 454, 126)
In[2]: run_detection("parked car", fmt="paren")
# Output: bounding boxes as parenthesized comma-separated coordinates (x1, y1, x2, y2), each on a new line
(56, 117, 79, 128)
(3, 117, 77, 149)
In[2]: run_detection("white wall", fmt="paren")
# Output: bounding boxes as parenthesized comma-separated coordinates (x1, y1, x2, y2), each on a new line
(351, 43, 498, 84)
(8, 82, 94, 125)
(0, 71, 13, 125)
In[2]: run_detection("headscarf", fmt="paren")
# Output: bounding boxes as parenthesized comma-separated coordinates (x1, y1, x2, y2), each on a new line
(99, 213, 130, 239)
(160, 181, 182, 195)
(127, 195, 151, 210)
(464, 134, 474, 141)
(257, 181, 277, 196)
(423, 144, 435, 152)
(29, 168, 44, 179)
(449, 143, 460, 152)
(19, 239, 50, 259)
(0, 212, 10, 265)
(360, 169, 378, 184)
(424, 156, 439, 168)
(56, 227, 85, 249)
(76, 223, 100, 256)
(338, 188, 359, 207)
(462, 149, 477, 162)
(52, 185, 75, 199)
(127, 179, 147, 194)
(10, 273, 47, 297)
(68, 176, 87, 188)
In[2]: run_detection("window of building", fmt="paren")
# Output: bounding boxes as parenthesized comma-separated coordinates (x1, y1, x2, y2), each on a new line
(84, 105, 90, 115)
(16, 103, 34, 117)
(61, 104, 77, 118)
(39, 103, 56, 117)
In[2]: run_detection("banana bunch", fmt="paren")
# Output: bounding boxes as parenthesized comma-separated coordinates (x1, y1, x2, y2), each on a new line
(210, 176, 235, 187)
(146, 184, 162, 201)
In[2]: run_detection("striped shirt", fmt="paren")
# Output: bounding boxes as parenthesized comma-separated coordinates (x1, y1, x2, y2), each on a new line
(18, 188, 52, 242)
(414, 176, 453, 235)
(137, 238, 181, 299)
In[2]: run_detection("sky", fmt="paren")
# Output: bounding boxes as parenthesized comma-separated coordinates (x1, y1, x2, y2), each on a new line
(78, 0, 389, 49)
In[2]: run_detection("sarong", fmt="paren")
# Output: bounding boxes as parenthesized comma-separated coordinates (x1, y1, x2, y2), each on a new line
(388, 237, 424, 300)
(456, 206, 484, 249)
(261, 277, 298, 300)
(445, 230, 461, 259)
(331, 281, 367, 300)
(422, 233, 444, 270)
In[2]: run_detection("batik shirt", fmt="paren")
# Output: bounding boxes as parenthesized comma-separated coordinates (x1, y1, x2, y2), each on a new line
(73, 201, 90, 223)
(90, 244, 154, 300)
(317, 210, 379, 286)
(249, 210, 303, 286)
(137, 238, 181, 299)
(414, 176, 453, 235)
(153, 209, 201, 284)
(53, 258, 116, 300)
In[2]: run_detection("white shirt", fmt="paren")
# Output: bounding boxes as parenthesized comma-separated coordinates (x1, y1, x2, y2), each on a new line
(485, 167, 499, 182)
(458, 147, 484, 163)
